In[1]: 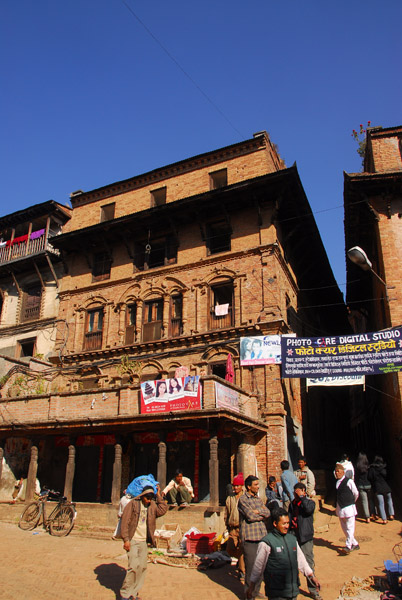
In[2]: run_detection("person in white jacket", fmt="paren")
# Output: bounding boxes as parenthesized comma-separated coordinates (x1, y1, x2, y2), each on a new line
(335, 463, 359, 554)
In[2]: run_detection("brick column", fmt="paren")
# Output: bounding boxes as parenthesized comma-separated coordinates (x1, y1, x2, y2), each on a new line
(26, 444, 39, 502)
(64, 443, 76, 501)
(111, 443, 122, 505)
(209, 435, 219, 508)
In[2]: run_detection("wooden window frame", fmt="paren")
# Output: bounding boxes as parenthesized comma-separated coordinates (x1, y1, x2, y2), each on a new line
(125, 303, 137, 345)
(169, 294, 183, 337)
(20, 285, 42, 323)
(134, 236, 177, 271)
(92, 251, 112, 282)
(84, 308, 104, 350)
(206, 221, 231, 255)
(150, 187, 167, 207)
(100, 202, 115, 222)
(142, 299, 163, 342)
(209, 168, 227, 190)
(209, 282, 234, 330)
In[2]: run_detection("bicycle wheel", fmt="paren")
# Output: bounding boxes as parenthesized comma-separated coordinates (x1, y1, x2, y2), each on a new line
(19, 502, 41, 530)
(49, 504, 75, 537)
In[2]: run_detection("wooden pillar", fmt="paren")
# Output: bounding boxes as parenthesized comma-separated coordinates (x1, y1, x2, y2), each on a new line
(64, 444, 76, 501)
(237, 440, 247, 476)
(157, 440, 167, 491)
(0, 445, 4, 485)
(26, 445, 39, 502)
(111, 443, 123, 505)
(209, 435, 219, 508)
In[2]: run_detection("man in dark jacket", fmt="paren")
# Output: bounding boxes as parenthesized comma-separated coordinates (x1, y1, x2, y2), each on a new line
(246, 507, 320, 600)
(289, 483, 321, 599)
(120, 484, 168, 600)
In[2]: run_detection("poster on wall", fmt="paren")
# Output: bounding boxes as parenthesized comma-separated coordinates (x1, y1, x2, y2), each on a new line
(215, 381, 240, 412)
(281, 327, 402, 378)
(240, 334, 296, 366)
(140, 376, 202, 414)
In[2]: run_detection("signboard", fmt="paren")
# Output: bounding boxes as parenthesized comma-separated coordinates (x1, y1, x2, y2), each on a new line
(140, 376, 202, 414)
(240, 335, 294, 366)
(306, 375, 365, 388)
(215, 381, 240, 413)
(281, 328, 402, 378)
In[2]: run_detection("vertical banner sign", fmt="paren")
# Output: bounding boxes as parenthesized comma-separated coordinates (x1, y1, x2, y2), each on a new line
(281, 328, 402, 378)
(140, 376, 202, 414)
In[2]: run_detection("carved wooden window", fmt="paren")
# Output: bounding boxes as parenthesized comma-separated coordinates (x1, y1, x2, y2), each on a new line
(125, 303, 137, 345)
(209, 282, 234, 330)
(84, 308, 103, 350)
(143, 299, 163, 342)
(20, 285, 42, 322)
(134, 236, 177, 271)
(170, 294, 183, 337)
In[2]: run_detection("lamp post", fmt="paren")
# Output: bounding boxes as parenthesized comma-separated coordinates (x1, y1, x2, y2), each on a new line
(347, 246, 389, 303)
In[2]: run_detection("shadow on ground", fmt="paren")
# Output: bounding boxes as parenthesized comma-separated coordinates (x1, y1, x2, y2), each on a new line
(94, 562, 126, 599)
(198, 563, 245, 599)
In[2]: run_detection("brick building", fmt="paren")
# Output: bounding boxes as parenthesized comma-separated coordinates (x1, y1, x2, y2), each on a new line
(0, 201, 71, 499)
(1, 132, 348, 506)
(344, 125, 402, 495)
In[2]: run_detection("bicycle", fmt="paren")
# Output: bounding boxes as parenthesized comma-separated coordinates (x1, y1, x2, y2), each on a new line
(18, 488, 77, 537)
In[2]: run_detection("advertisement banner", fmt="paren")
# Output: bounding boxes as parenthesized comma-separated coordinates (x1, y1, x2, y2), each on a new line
(281, 328, 402, 378)
(306, 375, 365, 388)
(215, 381, 240, 413)
(140, 376, 202, 414)
(240, 335, 295, 366)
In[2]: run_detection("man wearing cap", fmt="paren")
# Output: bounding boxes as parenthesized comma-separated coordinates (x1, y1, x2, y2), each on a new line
(225, 473, 245, 581)
(238, 475, 270, 599)
(120, 483, 168, 600)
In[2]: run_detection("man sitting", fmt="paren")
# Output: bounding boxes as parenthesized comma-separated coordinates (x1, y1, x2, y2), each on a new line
(162, 469, 194, 507)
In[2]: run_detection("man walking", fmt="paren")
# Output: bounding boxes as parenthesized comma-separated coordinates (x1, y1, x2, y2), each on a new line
(280, 460, 299, 510)
(120, 483, 168, 600)
(225, 472, 245, 581)
(289, 483, 321, 599)
(238, 475, 270, 599)
(246, 508, 321, 600)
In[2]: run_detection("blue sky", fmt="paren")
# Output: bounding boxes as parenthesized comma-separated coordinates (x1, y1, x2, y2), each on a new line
(2, 1, 401, 292)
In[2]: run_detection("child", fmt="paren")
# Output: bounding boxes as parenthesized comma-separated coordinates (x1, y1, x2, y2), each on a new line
(334, 463, 359, 554)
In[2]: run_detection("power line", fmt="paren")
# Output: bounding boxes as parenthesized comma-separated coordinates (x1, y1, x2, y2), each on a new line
(120, 0, 246, 140)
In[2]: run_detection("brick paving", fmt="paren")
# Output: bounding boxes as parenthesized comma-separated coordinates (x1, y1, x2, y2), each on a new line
(0, 509, 401, 600)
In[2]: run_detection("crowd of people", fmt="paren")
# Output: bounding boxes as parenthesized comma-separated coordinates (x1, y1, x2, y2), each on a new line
(116, 453, 395, 600)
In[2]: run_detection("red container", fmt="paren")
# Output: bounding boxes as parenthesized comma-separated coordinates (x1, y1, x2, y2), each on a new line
(186, 532, 215, 554)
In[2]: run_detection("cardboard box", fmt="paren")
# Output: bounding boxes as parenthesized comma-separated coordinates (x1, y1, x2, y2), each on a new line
(155, 523, 182, 550)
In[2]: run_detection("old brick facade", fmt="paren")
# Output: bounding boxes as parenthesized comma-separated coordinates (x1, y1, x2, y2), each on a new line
(0, 131, 347, 505)
(345, 125, 402, 497)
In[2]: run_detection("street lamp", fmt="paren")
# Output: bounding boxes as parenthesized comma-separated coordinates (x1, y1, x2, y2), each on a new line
(347, 246, 389, 302)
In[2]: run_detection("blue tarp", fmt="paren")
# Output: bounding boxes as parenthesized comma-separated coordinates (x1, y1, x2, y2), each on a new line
(126, 474, 159, 497)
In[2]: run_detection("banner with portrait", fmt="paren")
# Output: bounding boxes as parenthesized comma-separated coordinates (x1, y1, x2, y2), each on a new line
(240, 334, 295, 366)
(140, 376, 202, 414)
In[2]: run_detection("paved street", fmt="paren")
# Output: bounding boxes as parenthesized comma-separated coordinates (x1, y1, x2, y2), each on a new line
(0, 511, 400, 600)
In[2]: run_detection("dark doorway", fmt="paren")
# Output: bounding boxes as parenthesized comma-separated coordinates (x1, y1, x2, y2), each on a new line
(73, 446, 100, 502)
(133, 443, 158, 479)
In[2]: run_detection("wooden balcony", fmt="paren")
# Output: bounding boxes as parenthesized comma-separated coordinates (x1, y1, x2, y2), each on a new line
(0, 235, 60, 265)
